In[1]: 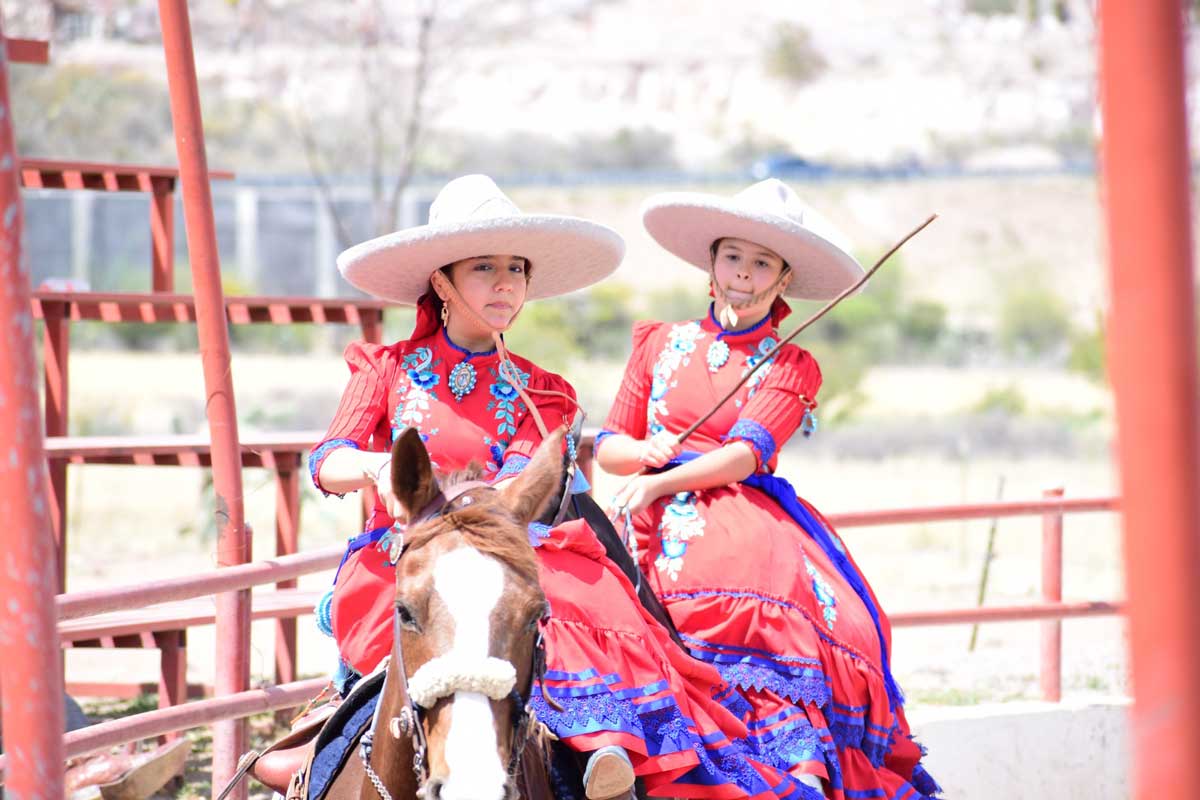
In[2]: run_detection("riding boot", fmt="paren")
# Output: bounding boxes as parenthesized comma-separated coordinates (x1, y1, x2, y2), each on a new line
(582, 745, 636, 800)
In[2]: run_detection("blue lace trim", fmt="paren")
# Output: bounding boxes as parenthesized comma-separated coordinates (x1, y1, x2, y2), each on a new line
(686, 735, 771, 795)
(726, 419, 777, 465)
(714, 684, 753, 721)
(745, 716, 823, 773)
(594, 428, 616, 454)
(496, 454, 530, 482)
(828, 707, 896, 768)
(714, 662, 831, 708)
(308, 438, 360, 497)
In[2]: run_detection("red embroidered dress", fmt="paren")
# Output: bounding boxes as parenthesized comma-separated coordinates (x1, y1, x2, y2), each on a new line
(600, 304, 940, 800)
(310, 318, 821, 800)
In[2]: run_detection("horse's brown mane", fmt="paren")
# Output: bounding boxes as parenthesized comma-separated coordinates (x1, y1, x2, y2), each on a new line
(404, 463, 540, 585)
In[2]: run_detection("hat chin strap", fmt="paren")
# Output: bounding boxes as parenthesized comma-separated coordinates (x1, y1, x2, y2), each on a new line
(429, 270, 578, 440)
(709, 266, 791, 329)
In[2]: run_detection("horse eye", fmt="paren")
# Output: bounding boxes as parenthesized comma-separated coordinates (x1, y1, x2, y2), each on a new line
(396, 603, 420, 631)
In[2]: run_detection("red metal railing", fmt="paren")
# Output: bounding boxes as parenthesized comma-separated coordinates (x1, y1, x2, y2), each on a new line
(0, 486, 1122, 785)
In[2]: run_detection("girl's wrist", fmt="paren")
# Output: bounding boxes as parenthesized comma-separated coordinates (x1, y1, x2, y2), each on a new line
(368, 457, 391, 483)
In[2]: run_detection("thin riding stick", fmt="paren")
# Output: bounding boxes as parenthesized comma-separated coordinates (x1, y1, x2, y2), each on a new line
(608, 213, 937, 520)
(674, 213, 938, 445)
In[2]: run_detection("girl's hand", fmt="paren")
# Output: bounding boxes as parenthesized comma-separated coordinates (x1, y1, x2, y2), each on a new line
(639, 431, 682, 469)
(612, 474, 669, 516)
(368, 458, 407, 521)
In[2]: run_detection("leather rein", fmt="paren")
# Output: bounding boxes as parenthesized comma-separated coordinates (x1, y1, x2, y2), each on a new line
(359, 481, 549, 799)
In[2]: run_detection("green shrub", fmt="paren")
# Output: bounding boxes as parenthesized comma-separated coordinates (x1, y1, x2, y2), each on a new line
(899, 299, 948, 351)
(964, 0, 1019, 15)
(1067, 317, 1107, 385)
(765, 24, 828, 87)
(972, 384, 1027, 416)
(997, 284, 1072, 357)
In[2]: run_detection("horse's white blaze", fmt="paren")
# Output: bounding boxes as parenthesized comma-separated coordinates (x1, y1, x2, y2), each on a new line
(434, 547, 508, 800)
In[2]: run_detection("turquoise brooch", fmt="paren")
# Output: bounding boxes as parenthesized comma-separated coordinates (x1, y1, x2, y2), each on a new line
(706, 340, 730, 372)
(448, 361, 477, 402)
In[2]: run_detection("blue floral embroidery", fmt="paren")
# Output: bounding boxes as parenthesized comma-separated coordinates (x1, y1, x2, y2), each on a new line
(403, 347, 441, 391)
(706, 339, 730, 372)
(393, 347, 442, 436)
(487, 362, 530, 443)
(804, 556, 838, 630)
(655, 491, 706, 581)
(726, 419, 777, 466)
(308, 438, 360, 496)
(742, 336, 778, 399)
(647, 321, 705, 436)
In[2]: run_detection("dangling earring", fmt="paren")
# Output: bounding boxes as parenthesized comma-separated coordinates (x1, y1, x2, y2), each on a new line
(440, 302, 449, 327)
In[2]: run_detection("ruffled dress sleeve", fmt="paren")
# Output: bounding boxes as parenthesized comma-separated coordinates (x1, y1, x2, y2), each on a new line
(597, 321, 662, 452)
(308, 341, 397, 495)
(725, 344, 822, 471)
(495, 366, 579, 481)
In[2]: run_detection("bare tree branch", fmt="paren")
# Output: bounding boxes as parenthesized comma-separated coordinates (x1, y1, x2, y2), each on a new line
(293, 102, 356, 250)
(385, 0, 437, 235)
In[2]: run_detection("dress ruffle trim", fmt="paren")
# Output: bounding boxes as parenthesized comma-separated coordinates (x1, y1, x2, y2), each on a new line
(529, 684, 771, 797)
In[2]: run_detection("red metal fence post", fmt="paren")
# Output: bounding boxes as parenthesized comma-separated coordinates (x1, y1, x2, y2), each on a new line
(1040, 487, 1063, 702)
(274, 461, 300, 687)
(1098, 2, 1200, 795)
(150, 175, 175, 292)
(42, 299, 70, 591)
(0, 8, 66, 794)
(157, 4, 251, 797)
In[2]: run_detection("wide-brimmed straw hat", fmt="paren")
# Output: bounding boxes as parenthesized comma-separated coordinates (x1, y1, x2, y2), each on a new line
(641, 179, 863, 299)
(337, 174, 625, 304)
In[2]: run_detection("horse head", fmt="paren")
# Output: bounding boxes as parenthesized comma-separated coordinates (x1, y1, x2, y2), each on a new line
(374, 427, 563, 800)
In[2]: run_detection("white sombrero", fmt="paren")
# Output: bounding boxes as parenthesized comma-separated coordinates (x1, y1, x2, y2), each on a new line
(337, 174, 625, 304)
(641, 179, 863, 300)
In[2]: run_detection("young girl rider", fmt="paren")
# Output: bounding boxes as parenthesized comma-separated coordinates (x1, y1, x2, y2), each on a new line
(597, 179, 940, 800)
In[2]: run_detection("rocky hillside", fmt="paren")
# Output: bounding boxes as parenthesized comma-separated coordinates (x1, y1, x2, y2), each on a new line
(6, 0, 1198, 173)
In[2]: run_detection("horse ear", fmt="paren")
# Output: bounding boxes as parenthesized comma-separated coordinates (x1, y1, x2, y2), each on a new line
(391, 428, 440, 523)
(501, 427, 566, 525)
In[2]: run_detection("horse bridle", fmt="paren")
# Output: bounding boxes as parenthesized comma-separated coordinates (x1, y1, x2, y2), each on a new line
(359, 481, 550, 800)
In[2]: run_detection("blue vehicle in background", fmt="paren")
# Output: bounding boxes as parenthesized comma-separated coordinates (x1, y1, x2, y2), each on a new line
(749, 153, 833, 180)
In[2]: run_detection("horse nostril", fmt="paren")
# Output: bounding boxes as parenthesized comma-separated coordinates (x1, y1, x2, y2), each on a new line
(420, 778, 444, 800)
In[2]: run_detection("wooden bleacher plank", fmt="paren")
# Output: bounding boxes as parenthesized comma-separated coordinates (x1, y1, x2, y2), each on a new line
(6, 38, 49, 64)
(19, 158, 234, 191)
(59, 588, 322, 644)
(31, 291, 388, 326)
(43, 431, 324, 468)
